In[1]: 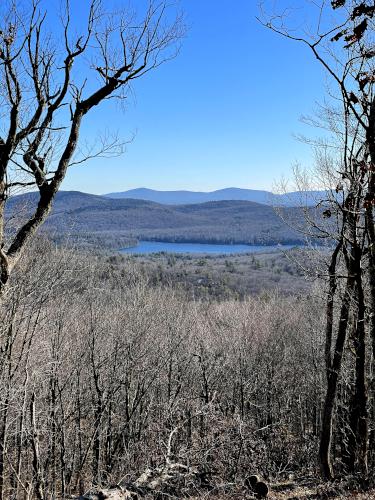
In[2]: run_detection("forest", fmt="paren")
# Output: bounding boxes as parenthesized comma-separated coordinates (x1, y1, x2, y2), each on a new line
(0, 0, 375, 498)
(0, 240, 331, 499)
(0, 239, 373, 499)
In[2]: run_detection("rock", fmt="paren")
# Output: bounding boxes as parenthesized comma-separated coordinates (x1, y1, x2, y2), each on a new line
(78, 486, 137, 500)
(254, 481, 269, 498)
(77, 462, 210, 500)
(244, 474, 269, 498)
(245, 474, 261, 490)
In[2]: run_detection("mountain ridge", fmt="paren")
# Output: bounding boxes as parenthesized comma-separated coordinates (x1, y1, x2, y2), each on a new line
(6, 190, 307, 247)
(104, 187, 327, 206)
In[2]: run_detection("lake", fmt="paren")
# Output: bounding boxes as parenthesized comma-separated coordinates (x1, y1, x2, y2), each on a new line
(120, 241, 296, 255)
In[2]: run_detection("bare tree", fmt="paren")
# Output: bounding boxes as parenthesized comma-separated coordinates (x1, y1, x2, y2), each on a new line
(260, 0, 375, 481)
(0, 0, 183, 296)
(0, 235, 330, 497)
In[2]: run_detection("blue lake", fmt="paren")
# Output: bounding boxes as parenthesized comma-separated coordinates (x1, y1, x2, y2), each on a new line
(121, 241, 296, 255)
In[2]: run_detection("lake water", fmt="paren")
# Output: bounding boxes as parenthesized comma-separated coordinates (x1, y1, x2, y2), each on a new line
(121, 241, 296, 255)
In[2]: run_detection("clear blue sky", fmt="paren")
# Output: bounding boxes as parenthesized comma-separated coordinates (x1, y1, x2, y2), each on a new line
(61, 0, 327, 194)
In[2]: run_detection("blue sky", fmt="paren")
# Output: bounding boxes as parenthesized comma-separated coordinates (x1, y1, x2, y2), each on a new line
(61, 1, 328, 194)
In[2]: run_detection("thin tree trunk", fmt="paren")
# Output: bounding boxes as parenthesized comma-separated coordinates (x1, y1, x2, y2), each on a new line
(346, 276, 368, 476)
(353, 273, 368, 477)
(365, 102, 375, 467)
(0, 189, 10, 299)
(30, 392, 44, 500)
(319, 276, 355, 480)
(14, 374, 28, 499)
(0, 394, 9, 500)
(325, 242, 342, 376)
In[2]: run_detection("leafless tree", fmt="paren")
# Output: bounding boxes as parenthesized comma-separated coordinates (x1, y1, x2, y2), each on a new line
(0, 0, 184, 296)
(0, 238, 326, 497)
(260, 0, 375, 481)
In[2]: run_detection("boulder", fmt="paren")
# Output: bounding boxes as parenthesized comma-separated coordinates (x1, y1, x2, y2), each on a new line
(244, 474, 269, 498)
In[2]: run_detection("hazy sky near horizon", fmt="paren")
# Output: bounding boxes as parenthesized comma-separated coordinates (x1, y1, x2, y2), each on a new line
(61, 1, 328, 194)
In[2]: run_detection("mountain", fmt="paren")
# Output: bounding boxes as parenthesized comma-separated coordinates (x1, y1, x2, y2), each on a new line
(6, 191, 309, 247)
(105, 187, 273, 205)
(105, 187, 328, 207)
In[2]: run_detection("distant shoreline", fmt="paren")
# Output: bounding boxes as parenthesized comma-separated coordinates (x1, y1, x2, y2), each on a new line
(120, 240, 300, 255)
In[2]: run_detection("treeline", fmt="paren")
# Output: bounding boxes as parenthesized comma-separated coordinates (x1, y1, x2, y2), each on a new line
(40, 227, 304, 252)
(0, 238, 329, 499)
(45, 226, 305, 250)
(50, 231, 138, 252)
(131, 231, 304, 246)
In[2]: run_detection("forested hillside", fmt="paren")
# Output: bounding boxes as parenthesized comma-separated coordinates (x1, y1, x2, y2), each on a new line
(0, 239, 373, 499)
(6, 191, 308, 246)
(0, 240, 325, 498)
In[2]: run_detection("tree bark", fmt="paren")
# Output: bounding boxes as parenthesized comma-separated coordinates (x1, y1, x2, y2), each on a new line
(346, 275, 368, 476)
(30, 392, 44, 500)
(319, 276, 355, 480)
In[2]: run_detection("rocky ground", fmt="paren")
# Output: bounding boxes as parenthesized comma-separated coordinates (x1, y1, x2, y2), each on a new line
(74, 464, 375, 500)
(76, 486, 375, 499)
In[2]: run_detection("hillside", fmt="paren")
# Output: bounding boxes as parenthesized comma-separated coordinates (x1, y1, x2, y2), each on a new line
(6, 190, 307, 247)
(105, 187, 328, 206)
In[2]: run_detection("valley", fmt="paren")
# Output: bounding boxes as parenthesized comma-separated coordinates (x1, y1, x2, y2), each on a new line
(0, 0, 373, 497)
(108, 247, 319, 299)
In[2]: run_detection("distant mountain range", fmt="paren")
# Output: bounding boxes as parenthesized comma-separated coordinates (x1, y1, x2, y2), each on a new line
(105, 187, 327, 206)
(6, 190, 312, 247)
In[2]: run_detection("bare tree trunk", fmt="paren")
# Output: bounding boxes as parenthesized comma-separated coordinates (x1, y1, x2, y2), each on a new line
(346, 276, 368, 476)
(325, 242, 342, 375)
(366, 102, 375, 466)
(15, 377, 28, 500)
(30, 392, 44, 500)
(0, 322, 14, 499)
(0, 394, 9, 500)
(354, 273, 368, 477)
(0, 195, 9, 297)
(49, 375, 57, 498)
(319, 277, 355, 480)
(93, 396, 103, 485)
